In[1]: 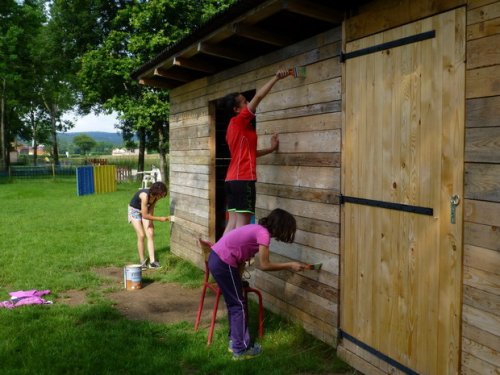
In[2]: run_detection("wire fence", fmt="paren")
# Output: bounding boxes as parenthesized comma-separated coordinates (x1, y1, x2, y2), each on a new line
(1, 165, 137, 183)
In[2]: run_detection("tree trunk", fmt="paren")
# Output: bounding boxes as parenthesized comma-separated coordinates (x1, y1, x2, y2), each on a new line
(0, 78, 6, 170)
(50, 104, 59, 166)
(156, 120, 169, 183)
(30, 108, 38, 166)
(137, 127, 146, 174)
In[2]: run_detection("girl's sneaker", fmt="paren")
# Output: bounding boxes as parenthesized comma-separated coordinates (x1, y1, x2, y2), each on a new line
(232, 343, 262, 360)
(140, 259, 148, 270)
(148, 261, 162, 269)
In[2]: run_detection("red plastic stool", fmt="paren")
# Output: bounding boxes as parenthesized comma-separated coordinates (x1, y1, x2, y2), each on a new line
(194, 239, 264, 345)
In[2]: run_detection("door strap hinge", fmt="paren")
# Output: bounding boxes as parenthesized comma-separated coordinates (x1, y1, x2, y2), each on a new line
(338, 194, 433, 216)
(340, 30, 436, 63)
(339, 329, 420, 375)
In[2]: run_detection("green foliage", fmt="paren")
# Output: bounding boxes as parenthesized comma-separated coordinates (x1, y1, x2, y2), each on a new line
(72, 134, 97, 155)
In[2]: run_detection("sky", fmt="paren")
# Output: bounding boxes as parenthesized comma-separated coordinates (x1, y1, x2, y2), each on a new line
(64, 112, 119, 133)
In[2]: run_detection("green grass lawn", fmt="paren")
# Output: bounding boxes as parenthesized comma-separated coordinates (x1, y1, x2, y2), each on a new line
(0, 178, 351, 375)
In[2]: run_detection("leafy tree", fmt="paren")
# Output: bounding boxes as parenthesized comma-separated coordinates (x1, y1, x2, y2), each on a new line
(0, 0, 46, 169)
(73, 134, 97, 155)
(78, 0, 236, 179)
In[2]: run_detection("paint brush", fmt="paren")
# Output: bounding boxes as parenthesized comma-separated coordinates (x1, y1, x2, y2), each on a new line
(288, 66, 306, 78)
(306, 263, 322, 271)
(169, 198, 176, 236)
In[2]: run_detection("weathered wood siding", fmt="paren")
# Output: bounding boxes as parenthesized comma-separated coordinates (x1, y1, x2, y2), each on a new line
(169, 27, 342, 344)
(462, 1, 500, 374)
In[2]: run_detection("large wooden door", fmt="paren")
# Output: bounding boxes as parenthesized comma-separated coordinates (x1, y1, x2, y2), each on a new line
(341, 9, 465, 375)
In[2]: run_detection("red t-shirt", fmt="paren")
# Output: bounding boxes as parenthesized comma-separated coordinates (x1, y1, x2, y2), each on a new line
(225, 106, 257, 181)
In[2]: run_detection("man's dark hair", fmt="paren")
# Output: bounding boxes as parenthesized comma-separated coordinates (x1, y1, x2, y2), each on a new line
(220, 92, 241, 115)
(258, 208, 296, 243)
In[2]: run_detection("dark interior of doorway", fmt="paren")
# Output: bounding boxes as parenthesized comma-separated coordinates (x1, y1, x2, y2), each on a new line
(214, 89, 256, 240)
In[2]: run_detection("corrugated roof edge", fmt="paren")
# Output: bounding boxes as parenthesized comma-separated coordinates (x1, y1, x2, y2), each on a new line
(130, 0, 267, 80)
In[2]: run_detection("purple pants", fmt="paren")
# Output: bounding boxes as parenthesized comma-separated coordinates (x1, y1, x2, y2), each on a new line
(208, 251, 250, 353)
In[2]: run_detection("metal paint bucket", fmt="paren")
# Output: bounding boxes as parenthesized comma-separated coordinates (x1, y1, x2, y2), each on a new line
(123, 264, 142, 290)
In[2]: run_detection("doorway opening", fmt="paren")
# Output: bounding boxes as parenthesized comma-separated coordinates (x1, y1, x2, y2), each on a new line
(213, 89, 256, 240)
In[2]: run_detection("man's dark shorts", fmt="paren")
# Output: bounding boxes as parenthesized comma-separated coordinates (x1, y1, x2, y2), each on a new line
(225, 180, 256, 214)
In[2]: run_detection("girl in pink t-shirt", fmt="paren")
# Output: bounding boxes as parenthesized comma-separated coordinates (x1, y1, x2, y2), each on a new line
(206, 208, 307, 360)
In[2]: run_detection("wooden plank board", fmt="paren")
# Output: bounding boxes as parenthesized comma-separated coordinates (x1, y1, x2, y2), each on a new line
(466, 33, 500, 69)
(263, 252, 339, 289)
(169, 183, 209, 199)
(256, 194, 339, 223)
(464, 199, 500, 226)
(255, 185, 339, 204)
(257, 101, 340, 122)
(256, 207, 339, 237)
(462, 321, 500, 351)
(467, 16, 500, 40)
(257, 129, 340, 153)
(464, 244, 500, 275)
(467, 1, 500, 25)
(465, 127, 500, 163)
(463, 303, 500, 336)
(170, 108, 209, 128)
(337, 345, 387, 375)
(170, 171, 208, 189)
(466, 96, 500, 128)
(466, 65, 500, 98)
(462, 352, 500, 375)
(170, 155, 211, 165)
(257, 152, 341, 167)
(463, 284, 500, 316)
(254, 271, 337, 324)
(268, 240, 339, 275)
(468, 0, 499, 10)
(261, 267, 339, 303)
(170, 124, 210, 140)
(170, 163, 209, 174)
(170, 149, 210, 157)
(464, 266, 500, 295)
(257, 112, 341, 132)
(257, 165, 339, 190)
(258, 289, 337, 343)
(258, 78, 341, 113)
(170, 137, 210, 152)
(344, 0, 465, 41)
(464, 221, 500, 251)
(464, 163, 500, 202)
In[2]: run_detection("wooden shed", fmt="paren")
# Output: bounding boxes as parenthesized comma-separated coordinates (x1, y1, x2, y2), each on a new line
(132, 0, 500, 374)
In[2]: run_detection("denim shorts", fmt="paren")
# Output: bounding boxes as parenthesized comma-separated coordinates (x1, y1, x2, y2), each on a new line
(128, 206, 142, 223)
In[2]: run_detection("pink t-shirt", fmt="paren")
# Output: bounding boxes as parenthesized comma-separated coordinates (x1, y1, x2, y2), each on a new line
(212, 224, 270, 267)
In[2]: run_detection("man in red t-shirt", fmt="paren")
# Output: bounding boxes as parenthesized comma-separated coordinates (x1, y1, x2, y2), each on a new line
(222, 69, 290, 235)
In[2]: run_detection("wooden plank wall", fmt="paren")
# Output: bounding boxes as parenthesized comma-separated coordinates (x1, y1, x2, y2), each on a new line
(462, 1, 500, 374)
(168, 27, 342, 344)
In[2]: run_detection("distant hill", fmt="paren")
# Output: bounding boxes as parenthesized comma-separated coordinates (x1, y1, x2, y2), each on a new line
(58, 131, 124, 146)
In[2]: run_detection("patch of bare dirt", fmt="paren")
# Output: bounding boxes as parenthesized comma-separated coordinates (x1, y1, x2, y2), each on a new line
(59, 266, 225, 327)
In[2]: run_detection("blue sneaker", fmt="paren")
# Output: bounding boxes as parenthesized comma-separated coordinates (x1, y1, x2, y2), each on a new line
(228, 340, 233, 353)
(232, 343, 262, 360)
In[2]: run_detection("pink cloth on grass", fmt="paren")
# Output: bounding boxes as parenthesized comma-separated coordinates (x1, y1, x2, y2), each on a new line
(0, 289, 52, 309)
